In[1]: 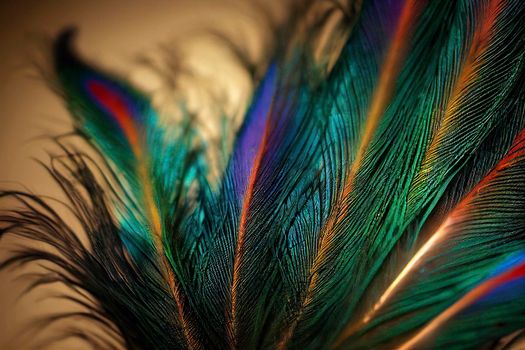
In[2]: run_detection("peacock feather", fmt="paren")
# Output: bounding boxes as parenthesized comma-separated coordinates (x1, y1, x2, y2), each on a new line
(1, 0, 525, 349)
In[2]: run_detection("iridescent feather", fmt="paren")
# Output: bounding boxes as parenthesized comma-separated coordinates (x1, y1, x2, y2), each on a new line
(1, 0, 525, 349)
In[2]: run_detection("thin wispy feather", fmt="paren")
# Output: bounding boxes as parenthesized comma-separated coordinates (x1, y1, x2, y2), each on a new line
(1, 0, 525, 349)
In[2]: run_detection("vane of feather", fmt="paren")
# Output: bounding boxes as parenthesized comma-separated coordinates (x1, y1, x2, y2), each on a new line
(421, 83, 525, 231)
(187, 61, 277, 348)
(53, 30, 203, 349)
(311, 0, 421, 277)
(399, 255, 525, 350)
(193, 56, 329, 348)
(188, 2, 369, 346)
(407, 0, 525, 218)
(333, 128, 525, 349)
(277, 0, 525, 348)
(276, 0, 427, 347)
(1, 151, 199, 349)
(228, 63, 277, 345)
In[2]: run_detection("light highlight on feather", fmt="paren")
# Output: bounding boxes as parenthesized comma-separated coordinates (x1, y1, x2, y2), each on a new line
(411, 0, 503, 198)
(399, 259, 525, 350)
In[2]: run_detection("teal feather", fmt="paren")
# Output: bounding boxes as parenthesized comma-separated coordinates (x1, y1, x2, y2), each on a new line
(1, 0, 525, 349)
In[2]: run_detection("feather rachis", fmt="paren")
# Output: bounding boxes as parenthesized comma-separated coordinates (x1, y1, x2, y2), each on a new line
(230, 116, 271, 347)
(343, 0, 423, 197)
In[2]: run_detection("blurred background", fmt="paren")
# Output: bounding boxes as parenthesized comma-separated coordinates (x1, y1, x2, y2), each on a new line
(0, 1, 289, 348)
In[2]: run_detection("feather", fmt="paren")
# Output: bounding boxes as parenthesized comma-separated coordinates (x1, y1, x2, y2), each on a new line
(195, 52, 330, 348)
(229, 64, 277, 343)
(335, 128, 525, 349)
(52, 29, 206, 349)
(1, 0, 525, 349)
(399, 256, 525, 350)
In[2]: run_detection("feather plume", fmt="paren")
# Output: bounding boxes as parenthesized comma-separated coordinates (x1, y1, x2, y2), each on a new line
(1, 0, 525, 349)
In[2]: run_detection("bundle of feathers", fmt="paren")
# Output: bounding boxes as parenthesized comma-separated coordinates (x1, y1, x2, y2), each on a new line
(1, 0, 525, 349)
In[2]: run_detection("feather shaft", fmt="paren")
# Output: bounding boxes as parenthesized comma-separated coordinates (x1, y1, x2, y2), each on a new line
(138, 165, 198, 350)
(229, 103, 272, 348)
(342, 0, 421, 198)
